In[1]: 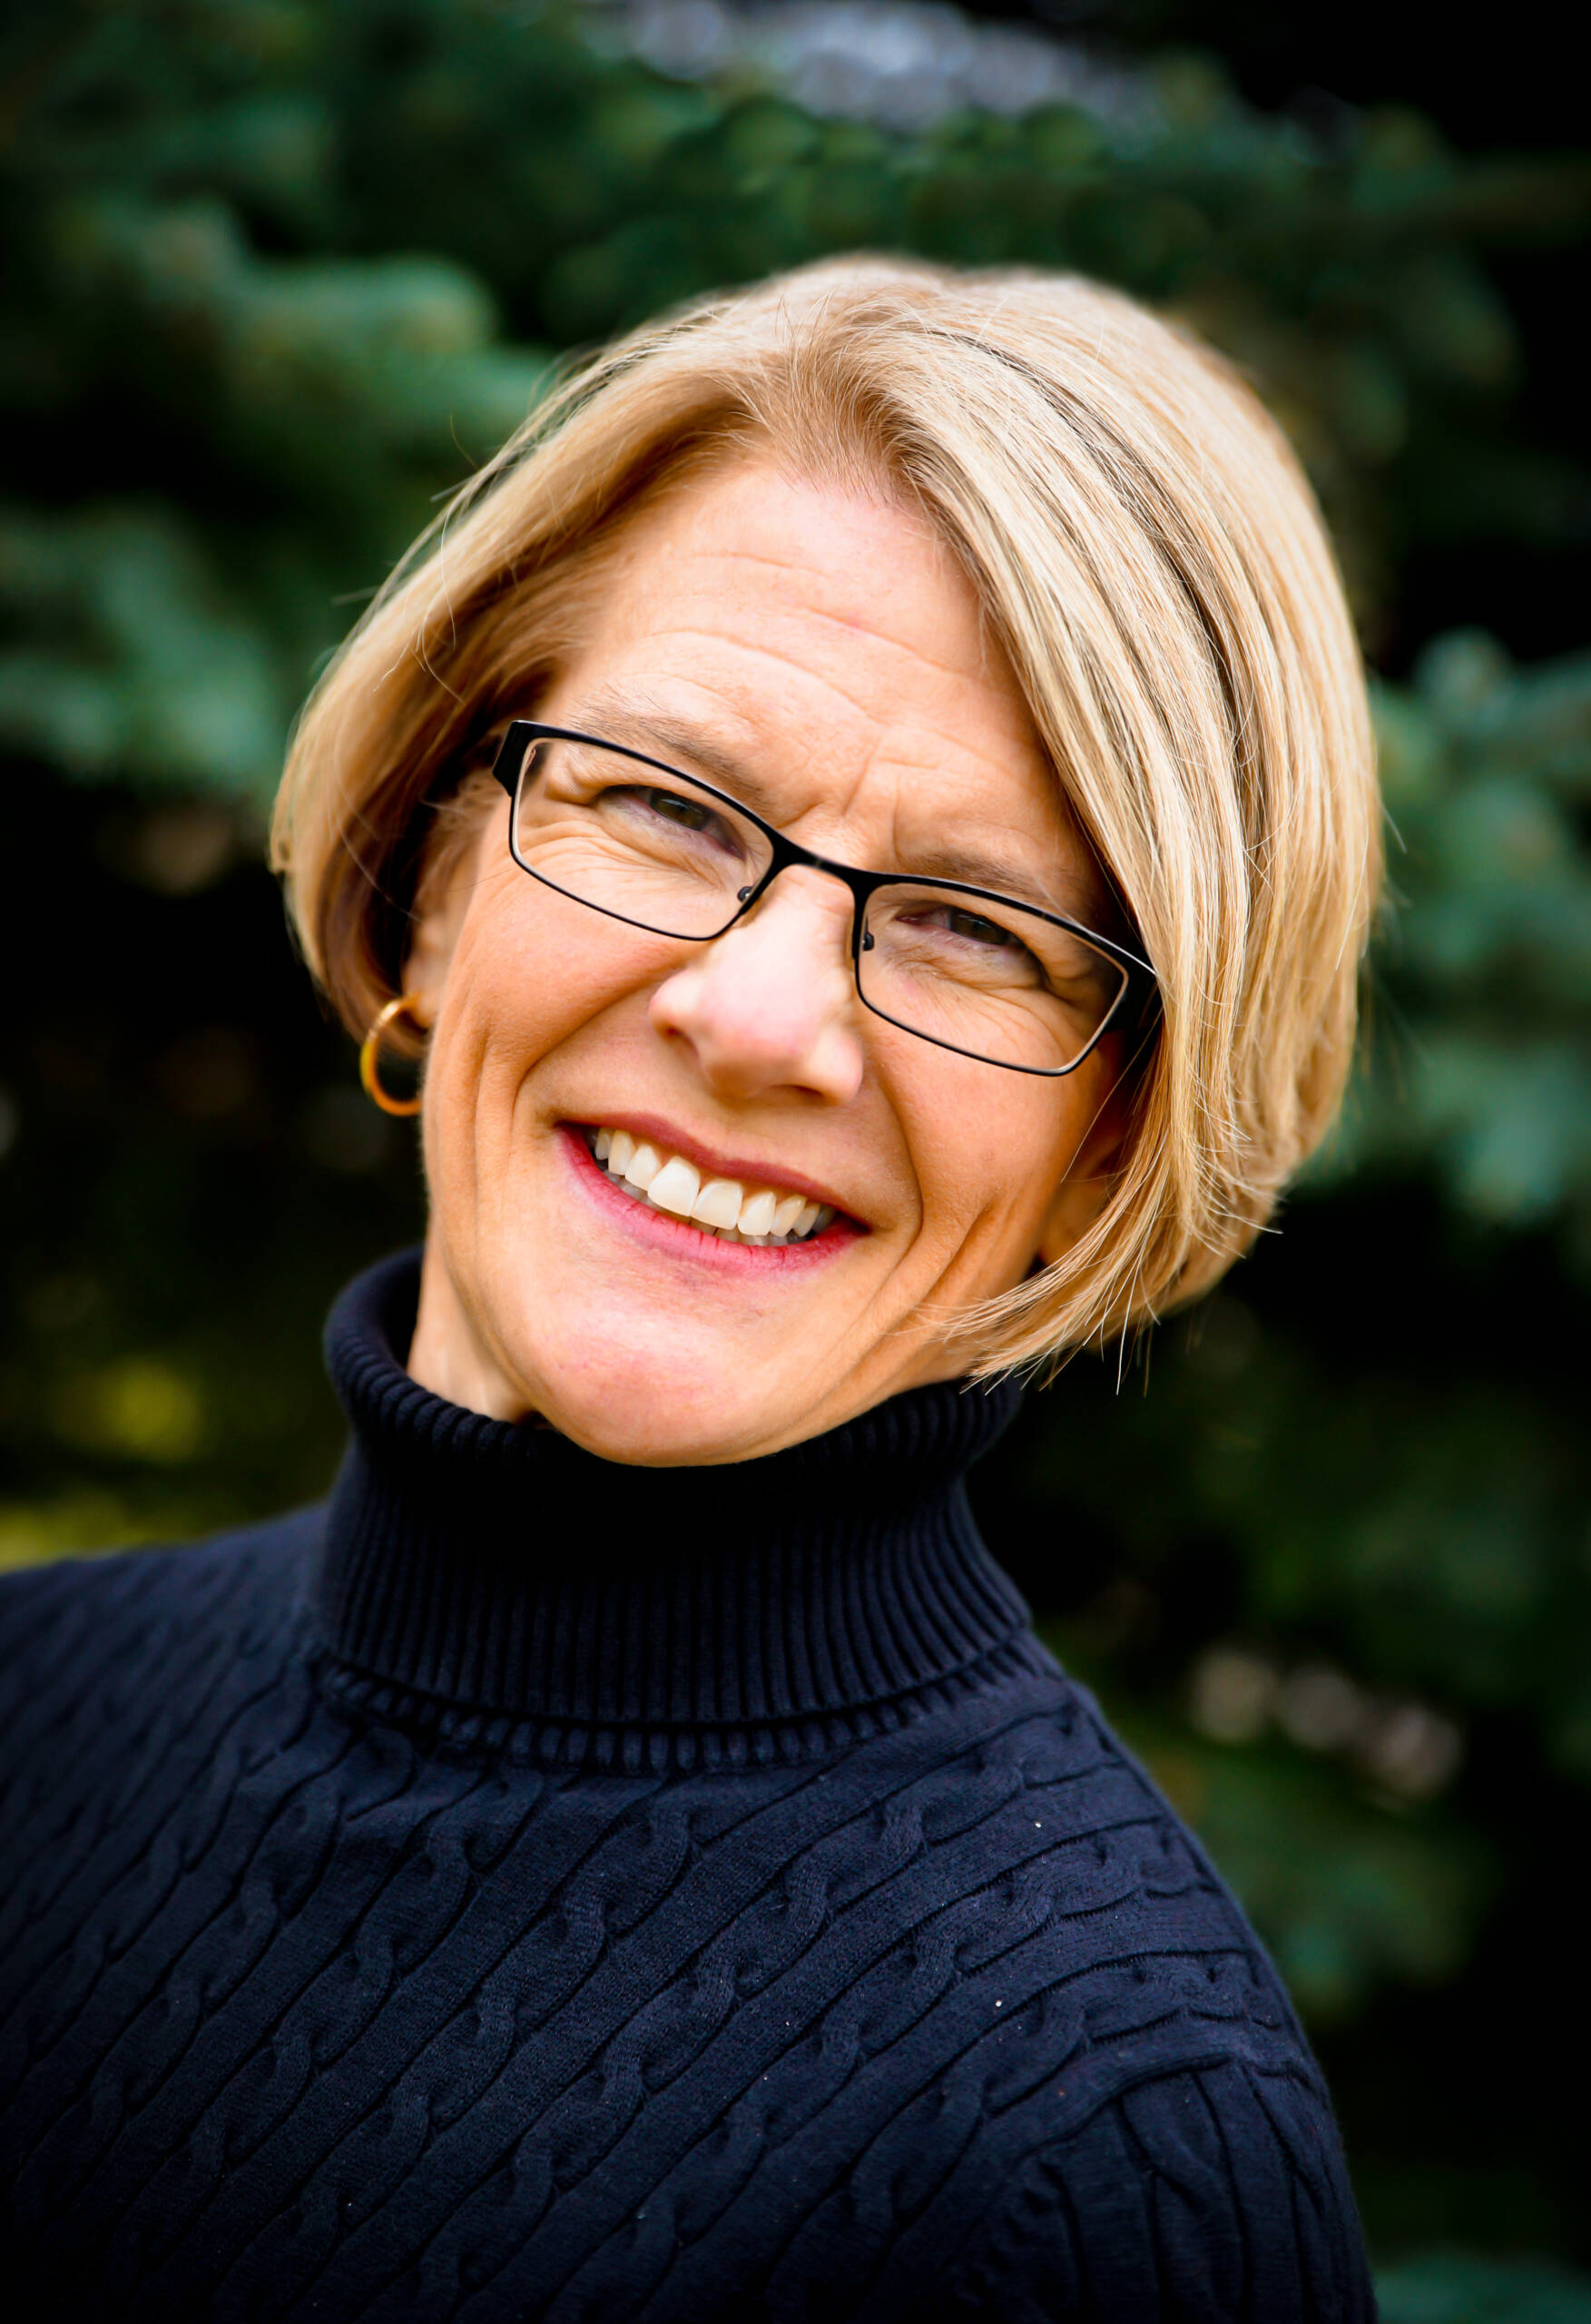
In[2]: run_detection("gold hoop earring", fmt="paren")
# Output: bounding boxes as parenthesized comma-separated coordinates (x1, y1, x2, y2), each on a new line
(358, 993, 426, 1118)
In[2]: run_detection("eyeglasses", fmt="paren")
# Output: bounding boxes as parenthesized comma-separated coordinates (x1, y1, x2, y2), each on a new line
(490, 723, 1156, 1077)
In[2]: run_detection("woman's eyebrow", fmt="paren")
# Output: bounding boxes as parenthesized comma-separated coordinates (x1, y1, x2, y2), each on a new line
(901, 842, 1094, 917)
(564, 695, 766, 801)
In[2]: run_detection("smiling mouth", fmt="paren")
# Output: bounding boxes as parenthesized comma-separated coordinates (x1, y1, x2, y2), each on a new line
(581, 1126, 838, 1247)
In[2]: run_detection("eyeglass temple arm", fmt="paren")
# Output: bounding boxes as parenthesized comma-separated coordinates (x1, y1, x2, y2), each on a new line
(490, 724, 531, 799)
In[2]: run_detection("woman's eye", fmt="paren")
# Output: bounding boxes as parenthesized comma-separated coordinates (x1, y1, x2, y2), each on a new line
(641, 786, 714, 832)
(908, 903, 1027, 956)
(941, 908, 1019, 950)
(599, 783, 738, 850)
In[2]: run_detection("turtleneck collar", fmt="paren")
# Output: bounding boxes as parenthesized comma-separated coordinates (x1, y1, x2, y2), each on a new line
(309, 1250, 1036, 1764)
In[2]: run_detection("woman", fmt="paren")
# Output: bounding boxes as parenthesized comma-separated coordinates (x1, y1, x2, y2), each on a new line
(2, 260, 1379, 2319)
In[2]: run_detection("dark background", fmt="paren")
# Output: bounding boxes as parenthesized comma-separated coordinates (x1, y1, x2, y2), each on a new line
(3, 6, 1588, 2313)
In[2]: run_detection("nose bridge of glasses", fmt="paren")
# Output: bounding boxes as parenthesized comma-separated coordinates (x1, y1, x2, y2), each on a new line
(747, 832, 874, 938)
(733, 821, 852, 898)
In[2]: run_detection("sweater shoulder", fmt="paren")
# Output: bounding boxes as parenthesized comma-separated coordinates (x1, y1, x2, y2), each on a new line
(0, 1506, 321, 1751)
(937, 2056, 1374, 2321)
(887, 1660, 1312, 2061)
(869, 1676, 1371, 2315)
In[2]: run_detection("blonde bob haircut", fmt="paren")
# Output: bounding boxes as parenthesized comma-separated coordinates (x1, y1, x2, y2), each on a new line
(273, 255, 1380, 1374)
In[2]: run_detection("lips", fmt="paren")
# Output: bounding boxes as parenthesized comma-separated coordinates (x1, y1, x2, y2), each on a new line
(558, 1114, 862, 1263)
(584, 1125, 834, 1246)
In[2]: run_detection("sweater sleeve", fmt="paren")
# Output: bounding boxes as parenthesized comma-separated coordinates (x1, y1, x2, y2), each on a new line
(945, 2062, 1376, 2323)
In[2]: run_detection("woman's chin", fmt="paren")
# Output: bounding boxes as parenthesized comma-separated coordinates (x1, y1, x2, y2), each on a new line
(538, 1380, 800, 1468)
(513, 1316, 812, 1466)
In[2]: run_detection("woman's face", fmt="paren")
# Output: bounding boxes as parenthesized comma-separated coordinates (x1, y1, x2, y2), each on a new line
(405, 460, 1124, 1462)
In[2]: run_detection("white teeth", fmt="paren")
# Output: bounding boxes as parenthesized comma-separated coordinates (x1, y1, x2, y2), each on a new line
(647, 1157, 700, 1216)
(624, 1140, 663, 1193)
(587, 1128, 836, 1246)
(736, 1188, 778, 1237)
(693, 1177, 743, 1228)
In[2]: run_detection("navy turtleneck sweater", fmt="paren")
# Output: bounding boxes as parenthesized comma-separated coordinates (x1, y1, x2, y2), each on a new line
(0, 1253, 1370, 2321)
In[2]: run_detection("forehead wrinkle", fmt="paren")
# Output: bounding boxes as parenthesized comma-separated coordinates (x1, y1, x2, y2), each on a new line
(638, 527, 997, 675)
(604, 621, 1023, 777)
(667, 508, 960, 608)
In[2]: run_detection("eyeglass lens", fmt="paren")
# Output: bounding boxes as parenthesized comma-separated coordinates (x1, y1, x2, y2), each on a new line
(511, 735, 1126, 1073)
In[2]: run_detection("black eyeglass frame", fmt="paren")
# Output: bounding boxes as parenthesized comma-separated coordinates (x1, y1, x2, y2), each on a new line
(491, 720, 1158, 1078)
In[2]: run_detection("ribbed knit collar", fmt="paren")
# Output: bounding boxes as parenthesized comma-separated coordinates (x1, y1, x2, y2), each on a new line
(311, 1250, 1032, 1758)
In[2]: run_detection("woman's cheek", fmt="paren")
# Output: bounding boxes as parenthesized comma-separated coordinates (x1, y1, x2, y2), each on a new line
(904, 1073, 1043, 1249)
(450, 892, 618, 1068)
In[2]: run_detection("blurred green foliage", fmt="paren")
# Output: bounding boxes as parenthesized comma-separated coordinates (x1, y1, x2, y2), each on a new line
(1378, 2252, 1591, 2324)
(2, 0, 1588, 2287)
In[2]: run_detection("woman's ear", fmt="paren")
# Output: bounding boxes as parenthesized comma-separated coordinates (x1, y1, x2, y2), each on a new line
(1035, 1065, 1132, 1266)
(401, 783, 497, 1027)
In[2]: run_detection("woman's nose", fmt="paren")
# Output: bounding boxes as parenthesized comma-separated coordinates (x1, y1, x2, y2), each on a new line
(648, 870, 866, 1104)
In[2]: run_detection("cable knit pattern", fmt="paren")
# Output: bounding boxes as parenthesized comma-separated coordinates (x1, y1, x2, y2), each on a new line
(0, 1252, 1372, 2320)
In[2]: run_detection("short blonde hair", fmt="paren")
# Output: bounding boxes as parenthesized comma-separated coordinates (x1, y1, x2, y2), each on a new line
(272, 257, 1379, 1372)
